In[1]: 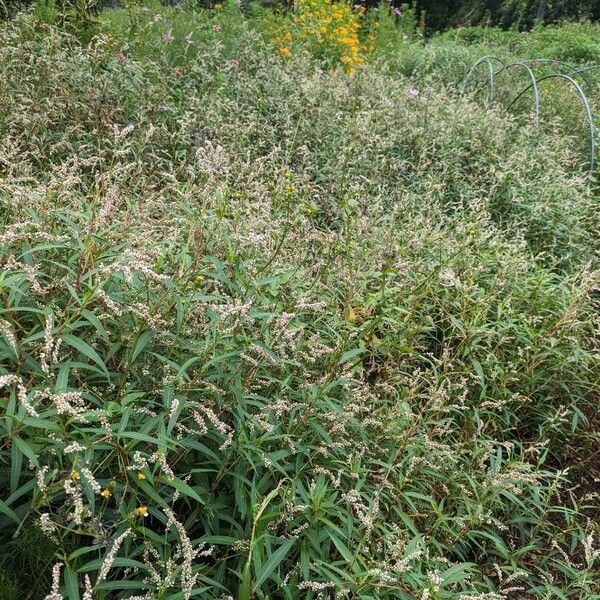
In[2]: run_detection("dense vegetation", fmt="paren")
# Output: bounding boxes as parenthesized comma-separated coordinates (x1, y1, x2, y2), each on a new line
(0, 1, 598, 599)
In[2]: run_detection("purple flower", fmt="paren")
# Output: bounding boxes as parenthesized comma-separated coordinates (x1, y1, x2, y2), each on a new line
(163, 30, 175, 43)
(407, 87, 419, 98)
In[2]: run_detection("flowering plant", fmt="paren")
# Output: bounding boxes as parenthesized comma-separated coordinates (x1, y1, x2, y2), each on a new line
(275, 0, 370, 72)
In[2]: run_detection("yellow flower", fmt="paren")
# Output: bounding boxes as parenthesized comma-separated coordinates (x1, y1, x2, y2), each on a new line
(137, 471, 146, 480)
(70, 470, 80, 480)
(101, 488, 111, 498)
(194, 274, 204, 284)
(136, 506, 149, 517)
(273, 0, 367, 69)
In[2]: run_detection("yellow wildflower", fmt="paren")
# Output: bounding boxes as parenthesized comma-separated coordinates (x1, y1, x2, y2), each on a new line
(272, 0, 368, 73)
(70, 470, 80, 480)
(137, 471, 146, 480)
(101, 488, 111, 498)
(136, 506, 149, 517)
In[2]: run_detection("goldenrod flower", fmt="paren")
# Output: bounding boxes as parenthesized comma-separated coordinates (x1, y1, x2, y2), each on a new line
(272, 0, 367, 72)
(136, 506, 149, 517)
(137, 471, 146, 480)
(70, 470, 80, 480)
(101, 488, 111, 498)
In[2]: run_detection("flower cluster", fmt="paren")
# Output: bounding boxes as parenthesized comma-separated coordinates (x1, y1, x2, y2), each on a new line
(275, 0, 369, 72)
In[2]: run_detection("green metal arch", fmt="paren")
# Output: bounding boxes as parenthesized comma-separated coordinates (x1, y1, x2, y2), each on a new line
(462, 56, 506, 106)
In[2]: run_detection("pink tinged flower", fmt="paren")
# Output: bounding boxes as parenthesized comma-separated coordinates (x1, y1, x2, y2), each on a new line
(163, 30, 175, 42)
(407, 87, 419, 98)
(117, 51, 127, 63)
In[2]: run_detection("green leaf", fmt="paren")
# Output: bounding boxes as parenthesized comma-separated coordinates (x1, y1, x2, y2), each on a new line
(56, 363, 71, 392)
(69, 545, 103, 561)
(328, 532, 360, 571)
(13, 436, 39, 467)
(5, 479, 36, 506)
(120, 431, 160, 444)
(162, 476, 205, 505)
(10, 442, 23, 495)
(96, 580, 148, 591)
(79, 557, 145, 573)
(64, 565, 80, 600)
(80, 309, 110, 342)
(195, 535, 239, 545)
(238, 562, 252, 600)
(0, 498, 20, 524)
(21, 416, 61, 431)
(254, 537, 296, 587)
(300, 542, 310, 579)
(136, 479, 170, 508)
(338, 347, 366, 365)
(61, 334, 108, 375)
(131, 330, 156, 363)
(440, 562, 475, 586)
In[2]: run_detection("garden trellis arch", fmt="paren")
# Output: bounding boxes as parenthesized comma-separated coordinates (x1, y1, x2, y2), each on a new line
(462, 56, 598, 174)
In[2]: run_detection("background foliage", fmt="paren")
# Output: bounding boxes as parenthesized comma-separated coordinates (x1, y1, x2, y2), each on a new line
(412, 0, 600, 32)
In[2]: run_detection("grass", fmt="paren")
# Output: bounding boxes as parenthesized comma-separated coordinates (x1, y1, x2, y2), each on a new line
(0, 2, 598, 599)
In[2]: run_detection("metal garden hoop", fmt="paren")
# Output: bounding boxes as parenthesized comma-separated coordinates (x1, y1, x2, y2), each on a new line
(463, 58, 598, 174)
